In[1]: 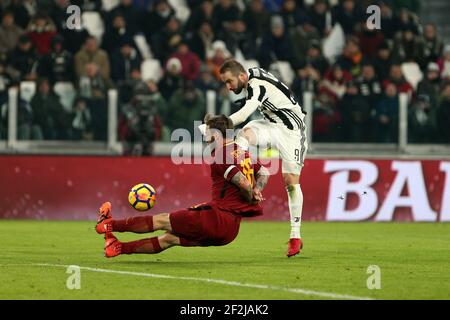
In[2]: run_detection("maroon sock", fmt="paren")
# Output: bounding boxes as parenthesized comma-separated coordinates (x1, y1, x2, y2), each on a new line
(112, 216, 154, 233)
(121, 237, 162, 254)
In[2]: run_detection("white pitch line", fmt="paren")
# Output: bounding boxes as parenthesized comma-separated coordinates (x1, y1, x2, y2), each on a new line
(26, 263, 374, 300)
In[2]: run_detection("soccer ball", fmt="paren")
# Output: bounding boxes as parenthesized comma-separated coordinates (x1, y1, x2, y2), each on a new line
(128, 183, 156, 211)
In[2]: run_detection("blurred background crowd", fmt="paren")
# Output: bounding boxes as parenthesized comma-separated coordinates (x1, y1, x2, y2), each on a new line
(0, 0, 449, 155)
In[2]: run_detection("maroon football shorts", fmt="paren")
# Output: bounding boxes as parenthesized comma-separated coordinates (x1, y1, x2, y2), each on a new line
(169, 205, 242, 247)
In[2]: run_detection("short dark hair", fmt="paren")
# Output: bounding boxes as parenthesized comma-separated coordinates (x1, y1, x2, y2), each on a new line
(219, 59, 246, 76)
(204, 114, 233, 137)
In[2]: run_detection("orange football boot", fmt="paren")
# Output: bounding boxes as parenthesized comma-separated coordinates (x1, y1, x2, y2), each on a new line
(104, 233, 121, 258)
(287, 238, 303, 257)
(95, 202, 113, 234)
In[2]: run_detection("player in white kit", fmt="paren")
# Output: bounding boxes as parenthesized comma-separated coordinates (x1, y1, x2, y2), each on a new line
(219, 60, 308, 257)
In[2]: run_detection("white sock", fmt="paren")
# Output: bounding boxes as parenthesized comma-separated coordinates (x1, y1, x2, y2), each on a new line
(287, 184, 303, 239)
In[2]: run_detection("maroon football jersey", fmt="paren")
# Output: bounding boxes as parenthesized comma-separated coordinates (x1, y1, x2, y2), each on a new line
(209, 142, 263, 217)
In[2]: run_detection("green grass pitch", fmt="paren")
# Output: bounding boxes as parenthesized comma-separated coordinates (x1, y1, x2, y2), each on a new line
(0, 220, 449, 300)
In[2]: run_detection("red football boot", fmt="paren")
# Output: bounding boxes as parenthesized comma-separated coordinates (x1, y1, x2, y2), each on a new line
(287, 238, 303, 257)
(95, 202, 113, 234)
(104, 233, 122, 258)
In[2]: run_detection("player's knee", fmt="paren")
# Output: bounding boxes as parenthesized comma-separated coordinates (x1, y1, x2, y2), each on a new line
(153, 213, 171, 230)
(283, 173, 300, 186)
(159, 233, 180, 247)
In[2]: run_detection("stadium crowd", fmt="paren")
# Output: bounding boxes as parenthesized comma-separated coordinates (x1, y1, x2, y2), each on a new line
(0, 0, 449, 154)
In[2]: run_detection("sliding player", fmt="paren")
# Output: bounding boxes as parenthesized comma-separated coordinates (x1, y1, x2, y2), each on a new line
(95, 114, 270, 257)
(219, 60, 308, 257)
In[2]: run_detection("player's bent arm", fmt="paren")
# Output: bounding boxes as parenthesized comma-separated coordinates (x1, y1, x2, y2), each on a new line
(255, 166, 270, 192)
(229, 83, 263, 126)
(230, 171, 254, 204)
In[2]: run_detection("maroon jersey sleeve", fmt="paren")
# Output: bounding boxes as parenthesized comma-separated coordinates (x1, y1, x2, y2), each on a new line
(211, 163, 241, 182)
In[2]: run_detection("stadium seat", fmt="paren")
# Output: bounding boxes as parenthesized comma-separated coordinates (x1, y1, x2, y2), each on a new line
(19, 81, 36, 103)
(401, 62, 423, 90)
(134, 34, 153, 59)
(102, 0, 120, 11)
(54, 82, 77, 112)
(141, 59, 163, 82)
(82, 12, 104, 43)
(168, 0, 191, 23)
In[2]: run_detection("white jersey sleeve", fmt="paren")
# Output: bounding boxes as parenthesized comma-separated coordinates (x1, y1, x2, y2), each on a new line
(229, 80, 266, 127)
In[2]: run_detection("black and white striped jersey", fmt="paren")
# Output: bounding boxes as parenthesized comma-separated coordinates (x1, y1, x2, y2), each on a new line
(229, 67, 306, 130)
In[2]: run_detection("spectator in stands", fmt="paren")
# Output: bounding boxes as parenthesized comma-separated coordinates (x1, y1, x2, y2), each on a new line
(382, 64, 414, 98)
(438, 45, 450, 80)
(102, 13, 136, 54)
(4, 0, 31, 29)
(290, 20, 321, 63)
(144, 0, 176, 43)
(422, 23, 444, 66)
(242, 0, 270, 40)
(396, 8, 420, 35)
(392, 0, 421, 15)
(0, 10, 24, 55)
(206, 40, 231, 81)
(188, 20, 215, 61)
(158, 57, 184, 100)
(292, 42, 328, 103)
(408, 94, 437, 143)
(340, 80, 372, 142)
(392, 26, 425, 68)
(436, 83, 450, 143)
(373, 42, 393, 82)
(51, 0, 89, 54)
(38, 34, 74, 83)
(106, 0, 143, 35)
(79, 63, 113, 100)
(120, 80, 163, 155)
(336, 36, 365, 78)
(319, 64, 352, 105)
(417, 62, 441, 108)
(169, 41, 201, 82)
(356, 63, 382, 111)
(312, 92, 341, 142)
(70, 97, 94, 141)
(357, 21, 385, 59)
(185, 0, 214, 35)
(151, 16, 183, 62)
(259, 15, 295, 69)
(195, 63, 221, 93)
(78, 63, 112, 140)
(373, 83, 399, 143)
(111, 40, 142, 83)
(168, 80, 205, 135)
(220, 19, 256, 60)
(7, 34, 38, 82)
(332, 0, 363, 36)
(75, 36, 110, 80)
(308, 0, 332, 38)
(280, 0, 309, 31)
(379, 0, 400, 40)
(26, 13, 57, 55)
(212, 0, 240, 36)
(30, 77, 68, 140)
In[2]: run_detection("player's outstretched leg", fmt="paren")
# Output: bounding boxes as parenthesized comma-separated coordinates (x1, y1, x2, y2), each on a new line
(104, 232, 180, 258)
(284, 174, 304, 257)
(96, 210, 172, 234)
